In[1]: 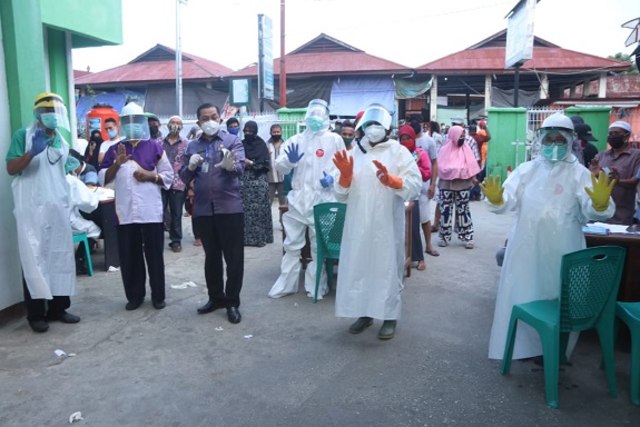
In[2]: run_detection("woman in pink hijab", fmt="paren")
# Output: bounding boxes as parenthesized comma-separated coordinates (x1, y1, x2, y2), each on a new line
(436, 125, 481, 249)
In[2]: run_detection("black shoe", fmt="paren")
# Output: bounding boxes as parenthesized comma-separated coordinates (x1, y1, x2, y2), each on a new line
(48, 311, 81, 323)
(169, 242, 182, 253)
(29, 319, 49, 333)
(349, 317, 373, 334)
(227, 307, 241, 324)
(125, 300, 143, 311)
(152, 300, 166, 310)
(197, 300, 225, 314)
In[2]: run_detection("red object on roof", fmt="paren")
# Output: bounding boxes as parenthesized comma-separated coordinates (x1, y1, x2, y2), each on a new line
(417, 30, 629, 74)
(74, 69, 91, 79)
(230, 33, 410, 78)
(75, 44, 233, 86)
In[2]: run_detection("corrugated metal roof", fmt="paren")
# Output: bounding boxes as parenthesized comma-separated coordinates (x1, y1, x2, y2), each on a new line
(75, 44, 233, 85)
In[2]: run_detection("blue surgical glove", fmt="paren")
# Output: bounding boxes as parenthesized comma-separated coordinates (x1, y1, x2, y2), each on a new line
(30, 129, 51, 157)
(320, 171, 334, 188)
(285, 143, 304, 163)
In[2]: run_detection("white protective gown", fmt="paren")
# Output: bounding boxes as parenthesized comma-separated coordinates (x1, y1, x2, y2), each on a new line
(335, 138, 421, 320)
(66, 174, 100, 238)
(268, 129, 343, 298)
(12, 126, 75, 299)
(487, 154, 614, 359)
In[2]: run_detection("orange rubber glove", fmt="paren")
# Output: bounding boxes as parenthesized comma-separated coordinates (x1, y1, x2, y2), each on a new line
(373, 160, 403, 189)
(332, 150, 354, 188)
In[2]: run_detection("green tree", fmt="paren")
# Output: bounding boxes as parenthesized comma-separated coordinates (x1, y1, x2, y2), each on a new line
(608, 52, 639, 74)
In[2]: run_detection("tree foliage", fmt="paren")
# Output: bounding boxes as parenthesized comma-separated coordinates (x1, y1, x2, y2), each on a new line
(608, 52, 639, 74)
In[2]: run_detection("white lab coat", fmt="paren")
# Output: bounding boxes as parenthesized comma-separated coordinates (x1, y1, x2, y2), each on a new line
(66, 174, 100, 238)
(12, 126, 75, 299)
(334, 139, 421, 320)
(487, 155, 615, 360)
(268, 129, 343, 298)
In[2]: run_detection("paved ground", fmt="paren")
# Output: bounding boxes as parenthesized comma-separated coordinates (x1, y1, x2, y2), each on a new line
(0, 201, 638, 426)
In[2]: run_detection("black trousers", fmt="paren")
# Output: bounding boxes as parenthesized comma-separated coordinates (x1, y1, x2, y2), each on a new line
(117, 223, 166, 304)
(23, 278, 70, 321)
(411, 201, 424, 262)
(162, 189, 186, 245)
(194, 214, 244, 307)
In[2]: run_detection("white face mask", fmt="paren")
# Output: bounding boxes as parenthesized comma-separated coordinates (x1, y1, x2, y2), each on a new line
(201, 120, 220, 136)
(364, 125, 387, 144)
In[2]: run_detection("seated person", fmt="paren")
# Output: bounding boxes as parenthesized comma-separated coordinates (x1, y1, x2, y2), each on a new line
(66, 158, 100, 273)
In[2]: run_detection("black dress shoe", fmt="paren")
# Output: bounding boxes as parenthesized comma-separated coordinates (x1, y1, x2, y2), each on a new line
(197, 300, 225, 314)
(125, 300, 143, 311)
(47, 311, 80, 323)
(29, 319, 49, 333)
(227, 307, 241, 324)
(152, 300, 166, 309)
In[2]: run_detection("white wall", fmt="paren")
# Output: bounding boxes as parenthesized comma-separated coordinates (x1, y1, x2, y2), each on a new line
(0, 18, 24, 310)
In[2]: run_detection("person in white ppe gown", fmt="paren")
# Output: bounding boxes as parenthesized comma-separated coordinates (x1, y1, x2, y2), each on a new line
(268, 99, 343, 299)
(332, 104, 421, 340)
(65, 157, 101, 239)
(483, 112, 616, 360)
(5, 92, 80, 333)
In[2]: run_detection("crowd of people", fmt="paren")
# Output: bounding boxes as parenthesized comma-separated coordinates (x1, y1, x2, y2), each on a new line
(6, 92, 636, 353)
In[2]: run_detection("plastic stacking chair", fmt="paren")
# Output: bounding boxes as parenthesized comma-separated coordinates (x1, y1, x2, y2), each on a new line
(313, 202, 347, 303)
(615, 302, 640, 405)
(500, 246, 626, 408)
(72, 233, 94, 277)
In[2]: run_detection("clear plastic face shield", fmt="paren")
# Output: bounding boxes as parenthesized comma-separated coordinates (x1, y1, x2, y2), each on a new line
(536, 128, 573, 162)
(356, 104, 392, 145)
(33, 94, 70, 132)
(119, 114, 150, 140)
(304, 99, 330, 133)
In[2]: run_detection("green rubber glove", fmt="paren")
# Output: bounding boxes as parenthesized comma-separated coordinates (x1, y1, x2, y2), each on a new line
(480, 175, 504, 206)
(585, 171, 616, 212)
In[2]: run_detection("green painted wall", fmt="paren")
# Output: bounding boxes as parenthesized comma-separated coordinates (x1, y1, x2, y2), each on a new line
(40, 0, 123, 47)
(0, 0, 48, 131)
(46, 28, 71, 142)
(485, 107, 528, 183)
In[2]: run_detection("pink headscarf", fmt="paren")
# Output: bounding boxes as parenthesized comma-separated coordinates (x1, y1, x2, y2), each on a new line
(437, 126, 480, 181)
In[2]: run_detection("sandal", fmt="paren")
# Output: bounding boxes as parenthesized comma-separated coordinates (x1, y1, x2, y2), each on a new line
(416, 261, 426, 271)
(425, 249, 440, 257)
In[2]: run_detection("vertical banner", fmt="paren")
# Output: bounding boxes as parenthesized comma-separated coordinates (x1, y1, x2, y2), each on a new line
(258, 14, 274, 106)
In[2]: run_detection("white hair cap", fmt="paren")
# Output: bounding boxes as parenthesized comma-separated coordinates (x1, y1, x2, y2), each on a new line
(609, 121, 631, 133)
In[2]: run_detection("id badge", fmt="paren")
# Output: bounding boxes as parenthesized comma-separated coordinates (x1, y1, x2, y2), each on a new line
(201, 162, 209, 173)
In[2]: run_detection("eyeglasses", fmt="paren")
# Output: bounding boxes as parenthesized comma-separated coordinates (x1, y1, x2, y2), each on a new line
(541, 136, 567, 146)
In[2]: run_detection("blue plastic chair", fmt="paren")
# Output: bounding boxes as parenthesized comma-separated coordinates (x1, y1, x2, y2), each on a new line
(500, 246, 626, 408)
(313, 202, 346, 303)
(73, 232, 94, 277)
(615, 302, 640, 405)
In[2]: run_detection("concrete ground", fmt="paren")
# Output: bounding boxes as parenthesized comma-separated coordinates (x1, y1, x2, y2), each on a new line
(0, 201, 638, 426)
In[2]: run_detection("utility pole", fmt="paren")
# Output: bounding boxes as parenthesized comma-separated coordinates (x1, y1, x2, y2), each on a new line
(279, 0, 287, 108)
(176, 0, 187, 117)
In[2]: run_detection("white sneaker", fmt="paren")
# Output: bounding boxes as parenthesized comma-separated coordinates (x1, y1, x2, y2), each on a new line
(437, 239, 448, 247)
(465, 241, 474, 249)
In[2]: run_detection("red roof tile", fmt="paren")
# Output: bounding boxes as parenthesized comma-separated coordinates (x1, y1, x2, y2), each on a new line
(418, 46, 630, 74)
(229, 33, 410, 78)
(75, 44, 232, 85)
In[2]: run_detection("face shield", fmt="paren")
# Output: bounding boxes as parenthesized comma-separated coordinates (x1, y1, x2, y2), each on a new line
(304, 99, 330, 133)
(355, 104, 392, 132)
(535, 128, 573, 162)
(33, 93, 70, 132)
(120, 114, 150, 140)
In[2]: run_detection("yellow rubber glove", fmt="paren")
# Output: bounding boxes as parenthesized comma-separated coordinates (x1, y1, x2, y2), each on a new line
(372, 160, 403, 189)
(479, 175, 504, 206)
(585, 170, 616, 212)
(332, 150, 354, 188)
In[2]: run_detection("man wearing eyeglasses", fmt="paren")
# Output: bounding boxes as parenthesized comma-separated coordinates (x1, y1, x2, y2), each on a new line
(6, 92, 80, 333)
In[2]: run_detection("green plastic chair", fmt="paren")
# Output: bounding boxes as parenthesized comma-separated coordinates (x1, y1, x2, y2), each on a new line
(73, 232, 94, 277)
(313, 202, 347, 303)
(500, 246, 626, 408)
(615, 302, 640, 405)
